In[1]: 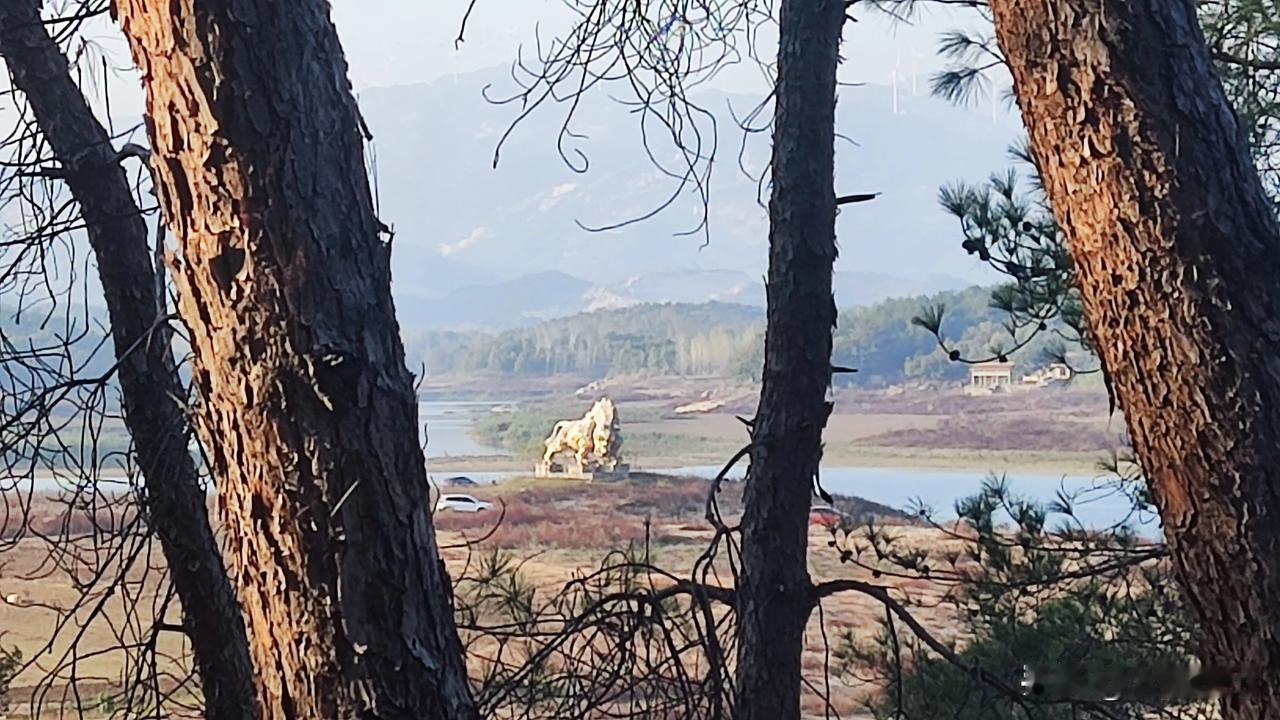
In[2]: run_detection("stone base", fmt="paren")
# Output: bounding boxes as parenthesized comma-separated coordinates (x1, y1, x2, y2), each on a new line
(535, 461, 631, 482)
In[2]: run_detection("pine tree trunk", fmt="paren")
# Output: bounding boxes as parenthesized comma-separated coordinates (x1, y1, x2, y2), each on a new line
(733, 0, 844, 718)
(112, 1, 477, 718)
(990, 0, 1280, 716)
(0, 2, 258, 718)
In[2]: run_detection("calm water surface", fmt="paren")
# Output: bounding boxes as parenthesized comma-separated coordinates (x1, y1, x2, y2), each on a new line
(659, 464, 1161, 535)
(420, 400, 509, 457)
(420, 401, 1159, 534)
(21, 401, 1156, 535)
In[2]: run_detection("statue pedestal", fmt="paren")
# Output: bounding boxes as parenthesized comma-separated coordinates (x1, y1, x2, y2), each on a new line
(535, 460, 630, 482)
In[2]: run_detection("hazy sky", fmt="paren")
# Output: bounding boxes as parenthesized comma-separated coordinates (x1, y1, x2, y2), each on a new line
(328, 1, 996, 96)
(47, 1, 1012, 289)
(82, 1, 1002, 113)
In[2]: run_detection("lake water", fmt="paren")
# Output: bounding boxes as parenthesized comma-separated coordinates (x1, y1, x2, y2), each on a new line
(658, 465, 1162, 536)
(19, 400, 1160, 536)
(425, 463, 1161, 535)
(420, 400, 508, 457)
(417, 399, 1160, 534)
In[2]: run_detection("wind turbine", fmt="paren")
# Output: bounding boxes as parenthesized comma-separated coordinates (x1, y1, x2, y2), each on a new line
(909, 42, 923, 97)
(890, 50, 902, 115)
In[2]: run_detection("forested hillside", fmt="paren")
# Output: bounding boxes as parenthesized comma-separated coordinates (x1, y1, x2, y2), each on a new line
(405, 302, 761, 378)
(6, 285, 1069, 393)
(403, 285, 1072, 386)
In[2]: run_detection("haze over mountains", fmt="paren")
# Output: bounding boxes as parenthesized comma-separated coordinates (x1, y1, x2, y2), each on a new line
(359, 65, 1023, 330)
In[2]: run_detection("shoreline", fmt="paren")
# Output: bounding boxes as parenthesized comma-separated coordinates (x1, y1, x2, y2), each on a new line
(12, 448, 1108, 487)
(427, 446, 1108, 478)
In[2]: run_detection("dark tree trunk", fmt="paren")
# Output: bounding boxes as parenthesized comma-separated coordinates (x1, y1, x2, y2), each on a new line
(112, 1, 477, 718)
(733, 0, 844, 718)
(0, 2, 258, 718)
(990, 0, 1280, 716)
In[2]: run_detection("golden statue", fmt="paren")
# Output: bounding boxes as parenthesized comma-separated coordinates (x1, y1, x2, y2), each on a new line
(540, 397, 625, 475)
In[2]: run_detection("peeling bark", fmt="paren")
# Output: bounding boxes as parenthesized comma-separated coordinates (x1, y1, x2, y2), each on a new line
(111, 1, 477, 718)
(990, 0, 1280, 717)
(0, 2, 257, 718)
(733, 0, 844, 718)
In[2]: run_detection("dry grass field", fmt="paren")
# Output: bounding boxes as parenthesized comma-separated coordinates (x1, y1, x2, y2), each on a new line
(0, 476, 968, 719)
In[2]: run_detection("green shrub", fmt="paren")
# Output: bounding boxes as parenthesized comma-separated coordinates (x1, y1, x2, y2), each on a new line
(0, 643, 21, 713)
(839, 477, 1210, 720)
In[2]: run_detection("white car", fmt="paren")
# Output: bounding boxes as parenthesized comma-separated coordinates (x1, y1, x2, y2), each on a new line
(435, 494, 494, 513)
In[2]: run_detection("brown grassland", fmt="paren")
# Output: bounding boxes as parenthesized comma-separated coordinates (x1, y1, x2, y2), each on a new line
(0, 383, 1132, 718)
(0, 476, 967, 719)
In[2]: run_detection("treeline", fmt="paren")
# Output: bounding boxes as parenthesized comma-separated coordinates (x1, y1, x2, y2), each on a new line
(406, 286, 1075, 387)
(404, 302, 762, 378)
(7, 290, 1070, 391)
(0, 307, 117, 381)
(841, 285, 1071, 386)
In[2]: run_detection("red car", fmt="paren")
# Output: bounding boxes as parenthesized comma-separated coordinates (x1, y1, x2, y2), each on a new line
(809, 506, 846, 528)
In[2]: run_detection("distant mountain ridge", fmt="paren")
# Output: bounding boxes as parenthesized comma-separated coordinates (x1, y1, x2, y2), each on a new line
(357, 65, 1020, 330)
(403, 285, 1078, 388)
(396, 271, 593, 330)
(396, 267, 976, 331)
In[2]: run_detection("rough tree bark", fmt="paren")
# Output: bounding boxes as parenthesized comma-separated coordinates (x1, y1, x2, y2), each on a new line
(111, 1, 477, 718)
(733, 0, 844, 718)
(989, 0, 1280, 717)
(0, 2, 258, 718)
